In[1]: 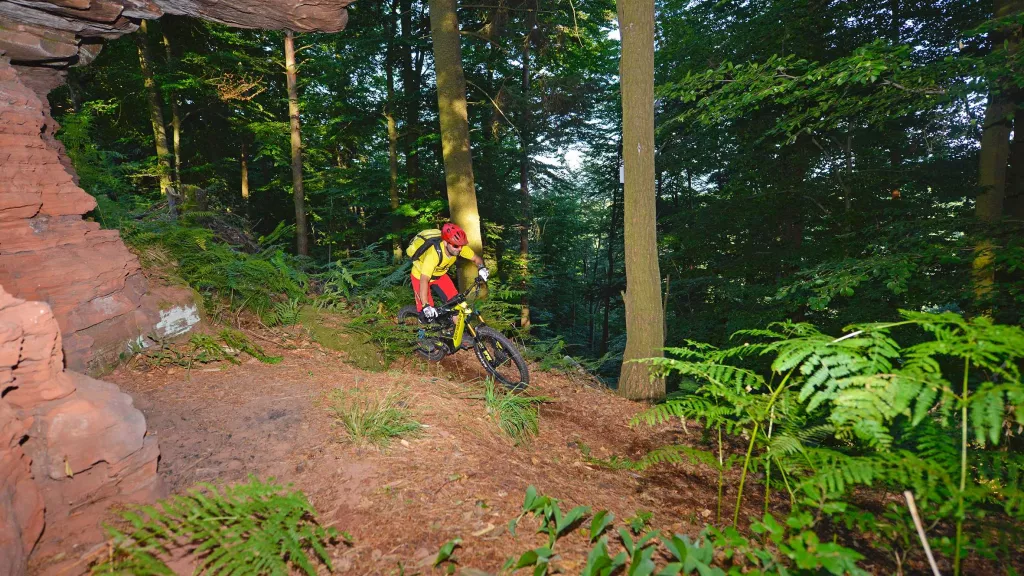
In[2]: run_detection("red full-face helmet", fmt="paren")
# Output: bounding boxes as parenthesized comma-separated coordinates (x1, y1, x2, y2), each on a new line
(441, 222, 468, 247)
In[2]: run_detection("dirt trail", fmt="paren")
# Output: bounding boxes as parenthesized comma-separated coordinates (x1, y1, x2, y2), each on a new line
(39, 324, 744, 575)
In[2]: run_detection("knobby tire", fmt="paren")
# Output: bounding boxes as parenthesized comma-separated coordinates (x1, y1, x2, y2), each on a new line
(473, 326, 529, 391)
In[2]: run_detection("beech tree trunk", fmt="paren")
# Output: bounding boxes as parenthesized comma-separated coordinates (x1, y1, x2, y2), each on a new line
(387, 1, 402, 261)
(519, 1, 537, 331)
(135, 21, 175, 217)
(401, 0, 423, 198)
(1008, 115, 1024, 219)
(240, 140, 249, 200)
(600, 144, 622, 357)
(284, 29, 309, 256)
(974, 0, 1023, 305)
(616, 0, 665, 400)
(162, 28, 182, 190)
(429, 0, 484, 288)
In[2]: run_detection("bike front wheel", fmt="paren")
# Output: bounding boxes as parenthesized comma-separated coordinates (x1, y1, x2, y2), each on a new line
(473, 326, 529, 391)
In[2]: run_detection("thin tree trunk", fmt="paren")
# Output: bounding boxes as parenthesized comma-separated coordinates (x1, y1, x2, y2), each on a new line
(387, 2, 403, 261)
(974, 0, 1023, 305)
(401, 0, 422, 198)
(240, 140, 250, 200)
(284, 29, 309, 256)
(617, 0, 665, 400)
(429, 0, 484, 288)
(519, 0, 537, 332)
(600, 146, 621, 358)
(135, 21, 175, 217)
(162, 28, 182, 190)
(1008, 113, 1024, 219)
(842, 134, 853, 213)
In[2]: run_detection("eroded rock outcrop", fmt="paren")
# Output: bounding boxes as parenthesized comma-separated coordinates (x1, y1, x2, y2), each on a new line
(0, 285, 163, 575)
(0, 0, 354, 65)
(0, 57, 199, 373)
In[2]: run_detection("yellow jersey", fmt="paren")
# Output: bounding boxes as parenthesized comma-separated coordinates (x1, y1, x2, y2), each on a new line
(412, 242, 476, 280)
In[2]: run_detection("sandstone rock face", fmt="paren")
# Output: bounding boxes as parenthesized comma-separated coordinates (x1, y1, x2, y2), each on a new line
(0, 285, 163, 576)
(0, 0, 354, 65)
(0, 397, 44, 576)
(0, 57, 199, 373)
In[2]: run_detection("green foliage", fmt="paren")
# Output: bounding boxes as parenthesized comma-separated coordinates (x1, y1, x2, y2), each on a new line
(483, 379, 546, 444)
(434, 538, 462, 567)
(525, 336, 611, 377)
(342, 312, 417, 370)
(633, 312, 1024, 572)
(119, 215, 307, 319)
(325, 387, 421, 448)
(90, 477, 339, 575)
(136, 329, 281, 368)
(265, 298, 301, 327)
(499, 486, 864, 576)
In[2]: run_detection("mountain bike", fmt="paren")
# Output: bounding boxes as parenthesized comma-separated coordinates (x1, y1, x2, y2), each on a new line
(398, 277, 529, 390)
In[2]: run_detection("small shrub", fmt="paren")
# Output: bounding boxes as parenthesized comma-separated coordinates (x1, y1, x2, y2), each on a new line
(265, 298, 301, 327)
(343, 312, 418, 370)
(498, 486, 865, 576)
(484, 379, 547, 444)
(137, 330, 281, 368)
(326, 387, 421, 447)
(90, 477, 339, 576)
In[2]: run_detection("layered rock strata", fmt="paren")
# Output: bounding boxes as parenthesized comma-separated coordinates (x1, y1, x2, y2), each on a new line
(0, 0, 354, 65)
(0, 285, 162, 575)
(0, 57, 199, 372)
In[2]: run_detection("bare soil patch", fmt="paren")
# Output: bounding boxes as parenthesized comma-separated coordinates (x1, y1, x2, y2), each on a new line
(44, 320, 770, 575)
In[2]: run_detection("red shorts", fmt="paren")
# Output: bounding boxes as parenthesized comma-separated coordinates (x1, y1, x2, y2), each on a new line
(411, 273, 458, 311)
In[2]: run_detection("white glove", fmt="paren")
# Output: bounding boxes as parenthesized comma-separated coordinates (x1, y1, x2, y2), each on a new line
(478, 267, 490, 281)
(422, 305, 438, 319)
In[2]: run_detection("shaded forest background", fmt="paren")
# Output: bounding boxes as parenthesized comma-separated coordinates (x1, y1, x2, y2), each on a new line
(53, 0, 1022, 385)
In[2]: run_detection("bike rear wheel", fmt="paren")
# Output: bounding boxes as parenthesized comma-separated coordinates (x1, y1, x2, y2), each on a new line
(398, 305, 447, 361)
(473, 326, 529, 390)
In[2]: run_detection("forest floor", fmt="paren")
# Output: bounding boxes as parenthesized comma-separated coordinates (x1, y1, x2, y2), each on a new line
(37, 312, 780, 576)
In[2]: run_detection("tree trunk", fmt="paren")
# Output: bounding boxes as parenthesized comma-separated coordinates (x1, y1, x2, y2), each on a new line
(134, 21, 176, 217)
(1008, 113, 1024, 219)
(240, 140, 250, 200)
(401, 0, 422, 198)
(387, 2, 403, 261)
(429, 0, 484, 288)
(161, 28, 182, 190)
(519, 0, 537, 332)
(600, 146, 621, 358)
(974, 0, 1023, 304)
(616, 0, 665, 400)
(284, 29, 309, 256)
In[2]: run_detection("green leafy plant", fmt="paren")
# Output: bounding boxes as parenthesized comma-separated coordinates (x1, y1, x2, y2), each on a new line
(343, 312, 418, 370)
(137, 330, 281, 368)
(630, 312, 1024, 575)
(325, 387, 421, 448)
(499, 487, 865, 576)
(434, 538, 462, 569)
(119, 217, 308, 320)
(265, 297, 301, 327)
(90, 477, 339, 575)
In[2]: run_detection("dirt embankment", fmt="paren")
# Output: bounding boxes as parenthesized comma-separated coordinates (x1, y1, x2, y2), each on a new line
(30, 319, 764, 575)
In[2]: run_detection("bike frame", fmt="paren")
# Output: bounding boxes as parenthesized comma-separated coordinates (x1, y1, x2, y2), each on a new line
(435, 279, 489, 353)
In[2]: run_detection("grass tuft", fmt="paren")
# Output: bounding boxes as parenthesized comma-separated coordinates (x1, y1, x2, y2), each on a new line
(484, 379, 547, 444)
(326, 388, 421, 448)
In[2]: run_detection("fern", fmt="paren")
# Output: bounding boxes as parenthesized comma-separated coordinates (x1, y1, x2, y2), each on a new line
(631, 313, 1024, 572)
(91, 478, 338, 575)
(590, 444, 723, 472)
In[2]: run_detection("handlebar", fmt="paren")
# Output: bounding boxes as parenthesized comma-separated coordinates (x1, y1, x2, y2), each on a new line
(426, 276, 486, 319)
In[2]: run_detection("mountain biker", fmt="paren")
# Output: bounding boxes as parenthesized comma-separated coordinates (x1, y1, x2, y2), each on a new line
(407, 222, 489, 321)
